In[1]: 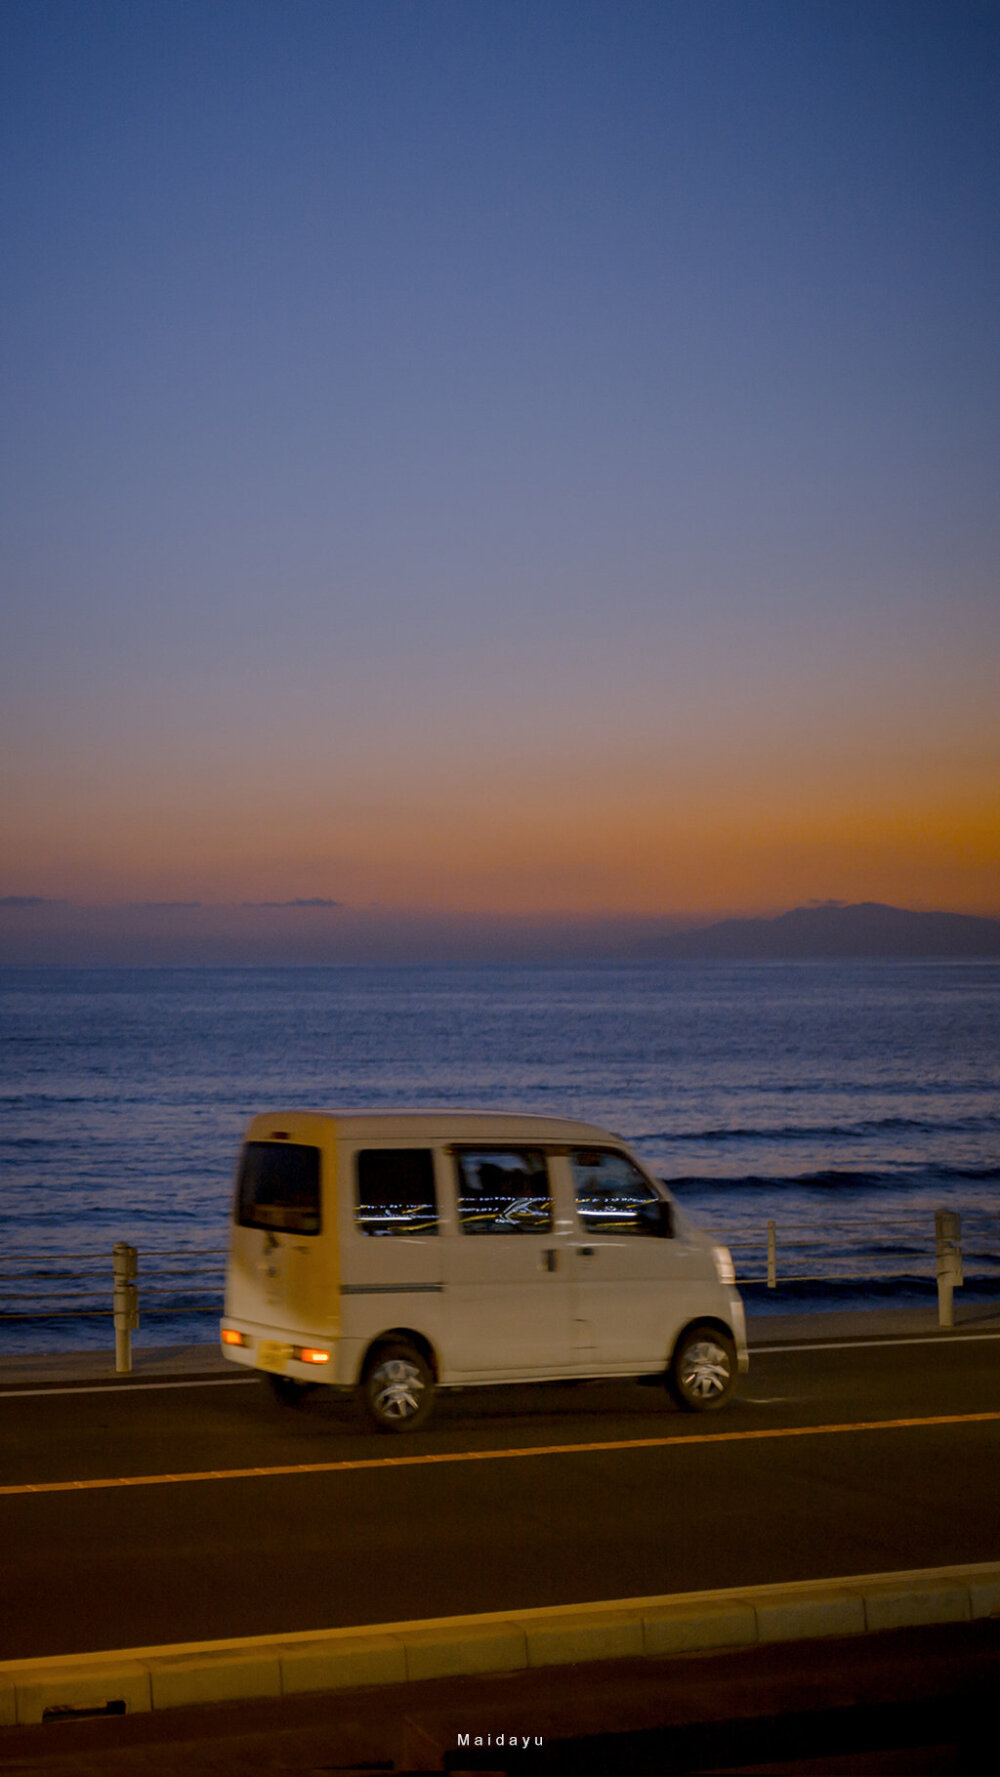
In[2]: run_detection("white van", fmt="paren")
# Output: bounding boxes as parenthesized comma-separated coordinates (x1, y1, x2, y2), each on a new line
(220, 1109, 747, 1430)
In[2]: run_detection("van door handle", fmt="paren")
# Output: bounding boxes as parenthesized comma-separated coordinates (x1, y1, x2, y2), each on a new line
(543, 1249, 558, 1272)
(577, 1246, 595, 1258)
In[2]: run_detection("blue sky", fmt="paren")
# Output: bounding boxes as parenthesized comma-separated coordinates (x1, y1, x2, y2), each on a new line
(2, 1, 998, 960)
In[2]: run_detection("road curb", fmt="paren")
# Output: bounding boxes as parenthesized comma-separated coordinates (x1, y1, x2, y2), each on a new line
(2, 1561, 999, 1726)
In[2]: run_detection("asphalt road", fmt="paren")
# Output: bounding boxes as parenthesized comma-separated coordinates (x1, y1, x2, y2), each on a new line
(2, 1333, 1000, 1662)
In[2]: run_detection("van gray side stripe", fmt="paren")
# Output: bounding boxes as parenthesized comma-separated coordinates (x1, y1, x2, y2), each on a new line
(340, 1283, 444, 1295)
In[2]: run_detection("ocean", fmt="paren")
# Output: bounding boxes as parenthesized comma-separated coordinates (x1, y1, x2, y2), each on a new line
(2, 960, 998, 1351)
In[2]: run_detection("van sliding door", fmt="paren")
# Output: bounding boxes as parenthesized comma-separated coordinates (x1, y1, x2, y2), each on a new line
(440, 1147, 572, 1377)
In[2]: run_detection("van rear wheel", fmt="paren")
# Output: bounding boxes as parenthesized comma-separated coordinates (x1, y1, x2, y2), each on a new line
(361, 1342, 434, 1433)
(669, 1325, 737, 1412)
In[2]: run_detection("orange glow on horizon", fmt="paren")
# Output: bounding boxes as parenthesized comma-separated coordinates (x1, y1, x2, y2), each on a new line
(3, 628, 997, 922)
(3, 776, 997, 920)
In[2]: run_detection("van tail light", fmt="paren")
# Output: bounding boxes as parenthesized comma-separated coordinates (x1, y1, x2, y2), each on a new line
(221, 1328, 248, 1347)
(297, 1347, 330, 1366)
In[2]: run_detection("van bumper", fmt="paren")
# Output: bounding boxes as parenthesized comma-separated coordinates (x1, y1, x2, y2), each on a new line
(219, 1320, 344, 1384)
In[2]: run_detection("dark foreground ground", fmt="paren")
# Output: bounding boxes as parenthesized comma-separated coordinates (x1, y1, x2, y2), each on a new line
(3, 1309, 999, 1772)
(2, 1620, 998, 1774)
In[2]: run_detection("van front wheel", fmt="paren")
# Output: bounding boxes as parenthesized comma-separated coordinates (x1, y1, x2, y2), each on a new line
(669, 1325, 737, 1412)
(361, 1342, 434, 1433)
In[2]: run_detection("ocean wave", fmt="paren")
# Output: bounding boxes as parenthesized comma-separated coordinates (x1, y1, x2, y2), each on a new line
(666, 1164, 1000, 1192)
(642, 1114, 1000, 1144)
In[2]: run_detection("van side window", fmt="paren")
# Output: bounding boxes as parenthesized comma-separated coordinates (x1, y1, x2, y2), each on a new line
(571, 1149, 670, 1237)
(355, 1149, 438, 1236)
(454, 1148, 552, 1234)
(236, 1143, 321, 1235)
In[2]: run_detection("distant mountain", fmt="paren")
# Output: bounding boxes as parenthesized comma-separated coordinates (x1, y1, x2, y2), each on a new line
(650, 902, 1000, 959)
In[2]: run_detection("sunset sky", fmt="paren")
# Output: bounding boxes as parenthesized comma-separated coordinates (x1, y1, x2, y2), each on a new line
(2, 1, 998, 960)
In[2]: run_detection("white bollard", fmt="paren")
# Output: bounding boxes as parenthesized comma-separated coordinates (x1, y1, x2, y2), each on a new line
(112, 1242, 139, 1373)
(935, 1211, 962, 1329)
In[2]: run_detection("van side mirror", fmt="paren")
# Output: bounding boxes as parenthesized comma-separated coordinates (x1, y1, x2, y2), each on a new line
(638, 1198, 674, 1238)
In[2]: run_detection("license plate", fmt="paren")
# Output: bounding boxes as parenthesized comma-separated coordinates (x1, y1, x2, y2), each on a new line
(256, 1340, 292, 1374)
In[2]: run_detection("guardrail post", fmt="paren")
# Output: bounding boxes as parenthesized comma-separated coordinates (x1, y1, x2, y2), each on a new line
(935, 1211, 962, 1329)
(766, 1219, 777, 1289)
(112, 1242, 139, 1372)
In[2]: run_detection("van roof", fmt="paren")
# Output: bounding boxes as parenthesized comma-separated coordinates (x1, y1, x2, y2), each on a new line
(245, 1109, 627, 1144)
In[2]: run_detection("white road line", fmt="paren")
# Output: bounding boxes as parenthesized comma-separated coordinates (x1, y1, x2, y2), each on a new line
(737, 1395, 810, 1404)
(751, 1330, 1000, 1354)
(0, 1377, 260, 1400)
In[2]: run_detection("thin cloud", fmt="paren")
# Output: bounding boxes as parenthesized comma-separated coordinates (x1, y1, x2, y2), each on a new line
(0, 895, 67, 907)
(241, 898, 343, 909)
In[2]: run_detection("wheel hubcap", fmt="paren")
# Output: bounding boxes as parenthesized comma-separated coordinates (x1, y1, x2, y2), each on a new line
(371, 1358, 424, 1421)
(680, 1339, 730, 1398)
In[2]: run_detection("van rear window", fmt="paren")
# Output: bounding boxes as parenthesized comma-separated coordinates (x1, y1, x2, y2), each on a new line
(356, 1148, 437, 1236)
(236, 1142, 321, 1234)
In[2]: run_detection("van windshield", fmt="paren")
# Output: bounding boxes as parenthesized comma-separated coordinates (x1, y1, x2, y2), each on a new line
(236, 1142, 321, 1235)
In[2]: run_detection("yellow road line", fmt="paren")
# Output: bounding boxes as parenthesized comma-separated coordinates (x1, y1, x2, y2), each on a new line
(3, 1410, 1000, 1498)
